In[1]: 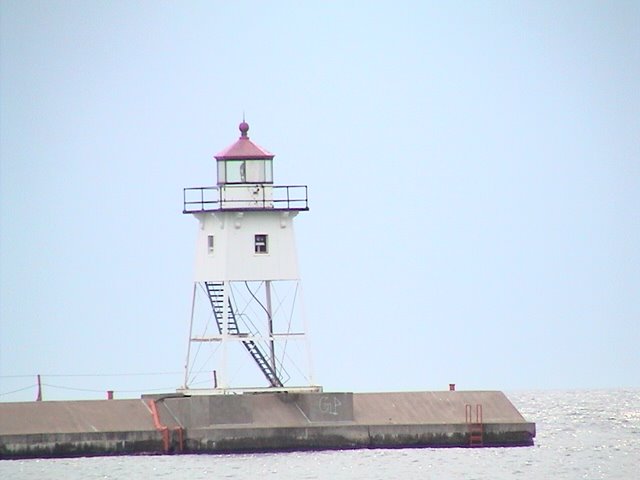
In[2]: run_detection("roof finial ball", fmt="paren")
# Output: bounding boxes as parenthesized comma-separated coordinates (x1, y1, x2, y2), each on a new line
(239, 119, 250, 138)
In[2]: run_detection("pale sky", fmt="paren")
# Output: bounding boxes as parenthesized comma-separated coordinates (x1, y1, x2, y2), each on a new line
(1, 1, 638, 401)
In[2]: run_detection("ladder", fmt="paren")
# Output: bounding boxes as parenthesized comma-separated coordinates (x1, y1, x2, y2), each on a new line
(465, 404, 484, 447)
(204, 282, 284, 388)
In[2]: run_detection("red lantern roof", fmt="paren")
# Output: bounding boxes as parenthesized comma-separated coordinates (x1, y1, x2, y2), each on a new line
(214, 121, 274, 160)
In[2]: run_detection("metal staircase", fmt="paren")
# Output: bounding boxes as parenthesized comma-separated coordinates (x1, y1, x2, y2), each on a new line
(204, 282, 284, 388)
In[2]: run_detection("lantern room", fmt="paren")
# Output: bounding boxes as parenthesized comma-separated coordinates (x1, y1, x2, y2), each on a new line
(215, 121, 274, 185)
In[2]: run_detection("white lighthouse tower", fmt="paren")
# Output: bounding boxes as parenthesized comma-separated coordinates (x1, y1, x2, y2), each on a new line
(180, 120, 318, 394)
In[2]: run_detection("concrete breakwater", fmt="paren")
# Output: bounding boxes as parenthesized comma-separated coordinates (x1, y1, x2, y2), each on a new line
(0, 391, 535, 459)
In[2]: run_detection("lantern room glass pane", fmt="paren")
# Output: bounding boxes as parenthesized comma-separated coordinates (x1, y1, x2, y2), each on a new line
(226, 160, 245, 183)
(245, 160, 265, 183)
(217, 161, 226, 184)
(265, 160, 273, 182)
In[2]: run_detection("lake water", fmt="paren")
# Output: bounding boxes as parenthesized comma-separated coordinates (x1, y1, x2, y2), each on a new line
(1, 389, 638, 479)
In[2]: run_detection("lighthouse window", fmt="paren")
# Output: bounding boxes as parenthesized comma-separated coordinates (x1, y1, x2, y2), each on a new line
(254, 234, 268, 254)
(245, 160, 264, 182)
(207, 235, 215, 254)
(219, 159, 273, 184)
(265, 161, 273, 182)
(217, 161, 226, 184)
(225, 160, 246, 183)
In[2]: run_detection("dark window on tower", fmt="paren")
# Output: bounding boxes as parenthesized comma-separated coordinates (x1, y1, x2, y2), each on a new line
(254, 234, 268, 254)
(207, 235, 214, 255)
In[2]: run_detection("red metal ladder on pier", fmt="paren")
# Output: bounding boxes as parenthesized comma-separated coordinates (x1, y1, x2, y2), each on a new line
(465, 404, 484, 447)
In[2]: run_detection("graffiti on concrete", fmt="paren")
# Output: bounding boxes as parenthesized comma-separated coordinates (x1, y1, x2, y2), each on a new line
(318, 395, 342, 416)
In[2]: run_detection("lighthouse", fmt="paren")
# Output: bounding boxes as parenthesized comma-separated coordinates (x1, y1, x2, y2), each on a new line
(180, 121, 318, 393)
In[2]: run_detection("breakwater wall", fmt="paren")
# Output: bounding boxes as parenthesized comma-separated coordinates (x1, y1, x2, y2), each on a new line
(0, 391, 535, 459)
